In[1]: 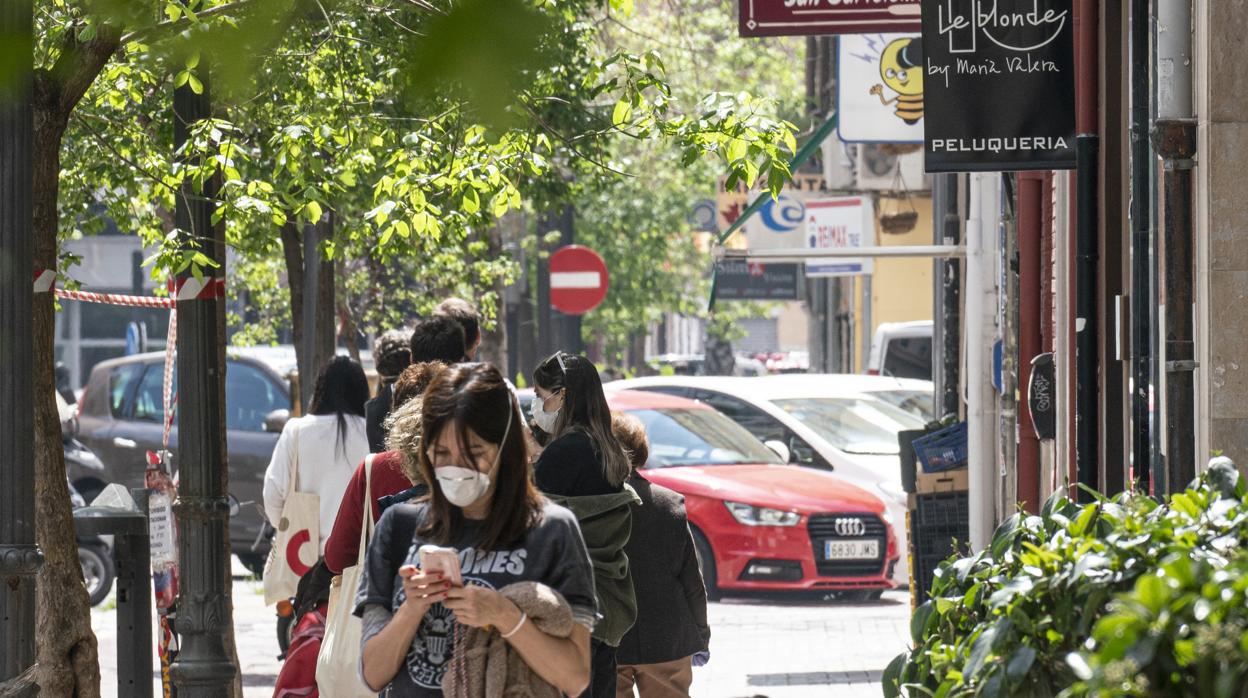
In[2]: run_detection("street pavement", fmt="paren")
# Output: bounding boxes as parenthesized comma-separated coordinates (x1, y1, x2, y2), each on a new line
(93, 559, 909, 698)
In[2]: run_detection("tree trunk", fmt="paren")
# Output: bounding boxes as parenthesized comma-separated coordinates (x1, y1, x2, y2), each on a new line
(32, 86, 101, 698)
(279, 218, 306, 409)
(337, 257, 361, 364)
(479, 222, 508, 369)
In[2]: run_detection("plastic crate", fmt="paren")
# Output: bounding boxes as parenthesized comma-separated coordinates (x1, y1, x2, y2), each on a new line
(911, 422, 969, 473)
(909, 491, 970, 606)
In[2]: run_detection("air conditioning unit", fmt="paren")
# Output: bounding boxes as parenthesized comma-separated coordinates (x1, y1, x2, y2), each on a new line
(821, 138, 856, 190)
(855, 145, 930, 192)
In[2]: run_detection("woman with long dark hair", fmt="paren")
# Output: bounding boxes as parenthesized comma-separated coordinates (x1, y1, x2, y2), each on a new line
(265, 356, 370, 698)
(357, 363, 597, 696)
(531, 352, 638, 698)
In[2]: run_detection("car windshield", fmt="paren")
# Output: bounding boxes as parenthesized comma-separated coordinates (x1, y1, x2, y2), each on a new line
(628, 408, 783, 468)
(867, 389, 936, 422)
(774, 397, 926, 455)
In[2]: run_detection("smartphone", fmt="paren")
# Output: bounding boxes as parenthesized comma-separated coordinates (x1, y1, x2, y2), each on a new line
(418, 544, 463, 587)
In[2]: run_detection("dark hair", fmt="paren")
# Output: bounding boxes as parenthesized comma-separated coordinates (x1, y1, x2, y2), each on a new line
(391, 361, 445, 411)
(410, 316, 466, 364)
(308, 356, 369, 459)
(373, 329, 413, 380)
(417, 363, 542, 550)
(611, 412, 648, 469)
(434, 298, 481, 351)
(532, 352, 630, 487)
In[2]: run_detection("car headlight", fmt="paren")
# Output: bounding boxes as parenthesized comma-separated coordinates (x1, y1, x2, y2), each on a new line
(724, 501, 801, 527)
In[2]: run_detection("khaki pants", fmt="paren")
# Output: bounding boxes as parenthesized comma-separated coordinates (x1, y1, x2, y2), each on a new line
(616, 657, 694, 698)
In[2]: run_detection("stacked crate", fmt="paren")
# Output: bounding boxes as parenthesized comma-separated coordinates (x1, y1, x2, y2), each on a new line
(901, 424, 970, 608)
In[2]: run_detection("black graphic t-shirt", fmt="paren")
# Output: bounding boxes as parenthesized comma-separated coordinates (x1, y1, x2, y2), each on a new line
(354, 500, 599, 696)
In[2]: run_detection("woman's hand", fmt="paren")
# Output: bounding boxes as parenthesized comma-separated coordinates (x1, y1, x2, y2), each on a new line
(443, 585, 522, 631)
(396, 565, 451, 621)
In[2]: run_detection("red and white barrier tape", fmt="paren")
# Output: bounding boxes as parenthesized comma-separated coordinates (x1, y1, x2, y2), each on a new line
(161, 310, 177, 456)
(34, 269, 225, 308)
(33, 269, 56, 293)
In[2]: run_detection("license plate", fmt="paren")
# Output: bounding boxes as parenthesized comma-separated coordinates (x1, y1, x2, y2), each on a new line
(824, 539, 878, 560)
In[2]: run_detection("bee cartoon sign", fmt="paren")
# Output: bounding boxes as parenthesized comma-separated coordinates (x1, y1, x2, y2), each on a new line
(837, 34, 924, 144)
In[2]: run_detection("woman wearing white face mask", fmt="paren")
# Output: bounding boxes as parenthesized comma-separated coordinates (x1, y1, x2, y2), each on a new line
(531, 352, 638, 698)
(356, 363, 598, 696)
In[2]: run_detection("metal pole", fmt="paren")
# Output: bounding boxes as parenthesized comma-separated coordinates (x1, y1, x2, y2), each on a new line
(0, 2, 42, 694)
(861, 275, 872, 373)
(1073, 0, 1101, 501)
(940, 175, 961, 418)
(717, 245, 967, 261)
(966, 173, 1000, 550)
(536, 212, 553, 360)
(1129, 0, 1155, 493)
(1154, 0, 1196, 492)
(170, 69, 236, 697)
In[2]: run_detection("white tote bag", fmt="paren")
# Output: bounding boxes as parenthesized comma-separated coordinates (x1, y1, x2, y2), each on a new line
(316, 454, 375, 697)
(263, 421, 321, 606)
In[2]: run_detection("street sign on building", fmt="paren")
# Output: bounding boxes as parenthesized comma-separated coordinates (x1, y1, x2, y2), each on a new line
(717, 173, 832, 250)
(739, 0, 921, 38)
(714, 261, 800, 301)
(549, 245, 609, 315)
(804, 196, 876, 277)
(920, 0, 1076, 172)
(837, 34, 924, 144)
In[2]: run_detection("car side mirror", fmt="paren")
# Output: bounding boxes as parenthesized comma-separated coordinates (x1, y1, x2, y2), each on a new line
(764, 440, 791, 464)
(788, 437, 820, 467)
(263, 409, 290, 434)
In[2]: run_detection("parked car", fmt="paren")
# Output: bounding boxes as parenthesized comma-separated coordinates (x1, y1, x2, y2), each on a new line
(762, 373, 936, 423)
(76, 352, 293, 573)
(867, 320, 932, 381)
(607, 375, 929, 586)
(602, 390, 899, 599)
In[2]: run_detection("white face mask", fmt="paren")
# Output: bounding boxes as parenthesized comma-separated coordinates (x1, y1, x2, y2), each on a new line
(531, 393, 561, 433)
(434, 399, 514, 508)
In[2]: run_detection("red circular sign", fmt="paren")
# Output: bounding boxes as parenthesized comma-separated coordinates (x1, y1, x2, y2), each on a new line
(549, 245, 609, 315)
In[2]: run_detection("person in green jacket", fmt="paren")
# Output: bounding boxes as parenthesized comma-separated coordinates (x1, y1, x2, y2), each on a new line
(532, 351, 638, 698)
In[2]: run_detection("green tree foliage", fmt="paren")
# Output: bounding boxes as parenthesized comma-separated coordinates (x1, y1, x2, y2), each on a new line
(572, 0, 805, 359)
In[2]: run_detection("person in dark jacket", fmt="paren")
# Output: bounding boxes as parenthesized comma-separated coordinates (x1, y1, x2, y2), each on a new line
(365, 328, 413, 453)
(611, 413, 710, 698)
(366, 317, 466, 453)
(532, 351, 636, 698)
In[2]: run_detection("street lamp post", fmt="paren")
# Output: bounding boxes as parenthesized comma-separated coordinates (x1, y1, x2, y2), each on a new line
(169, 69, 237, 696)
(0, 2, 44, 695)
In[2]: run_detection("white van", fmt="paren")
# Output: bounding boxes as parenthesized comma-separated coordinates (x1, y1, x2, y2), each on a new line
(867, 320, 933, 381)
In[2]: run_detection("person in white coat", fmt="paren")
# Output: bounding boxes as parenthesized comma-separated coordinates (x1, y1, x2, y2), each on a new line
(264, 355, 371, 554)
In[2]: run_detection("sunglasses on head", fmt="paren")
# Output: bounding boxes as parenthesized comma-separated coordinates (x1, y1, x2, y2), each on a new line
(543, 351, 568, 375)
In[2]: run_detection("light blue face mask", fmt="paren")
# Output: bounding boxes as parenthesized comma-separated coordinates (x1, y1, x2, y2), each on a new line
(531, 391, 561, 433)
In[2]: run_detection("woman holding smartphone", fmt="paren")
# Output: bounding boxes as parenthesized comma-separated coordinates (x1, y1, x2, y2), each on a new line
(357, 363, 597, 696)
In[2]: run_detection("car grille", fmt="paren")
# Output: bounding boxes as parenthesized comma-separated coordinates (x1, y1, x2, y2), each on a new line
(807, 514, 889, 577)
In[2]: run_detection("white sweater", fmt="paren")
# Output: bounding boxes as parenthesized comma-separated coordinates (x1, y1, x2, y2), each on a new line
(263, 413, 369, 554)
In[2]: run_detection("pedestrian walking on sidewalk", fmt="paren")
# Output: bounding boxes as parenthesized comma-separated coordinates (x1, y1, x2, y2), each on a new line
(264, 356, 370, 698)
(366, 328, 413, 453)
(532, 352, 638, 698)
(357, 362, 598, 696)
(610, 413, 710, 698)
(325, 361, 444, 576)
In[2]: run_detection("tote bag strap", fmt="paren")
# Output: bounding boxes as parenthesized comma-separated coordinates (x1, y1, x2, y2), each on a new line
(356, 454, 375, 566)
(286, 417, 302, 493)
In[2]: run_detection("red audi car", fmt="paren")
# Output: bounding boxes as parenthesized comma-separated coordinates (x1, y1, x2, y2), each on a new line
(604, 390, 899, 599)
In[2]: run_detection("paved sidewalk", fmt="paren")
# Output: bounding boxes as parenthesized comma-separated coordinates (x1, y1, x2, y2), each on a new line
(94, 563, 910, 698)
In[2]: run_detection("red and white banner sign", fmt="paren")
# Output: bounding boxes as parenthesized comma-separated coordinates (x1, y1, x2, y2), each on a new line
(549, 245, 609, 315)
(804, 196, 876, 277)
(174, 276, 225, 301)
(739, 0, 921, 38)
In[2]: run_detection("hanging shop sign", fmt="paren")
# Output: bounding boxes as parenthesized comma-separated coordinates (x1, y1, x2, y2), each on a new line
(714, 260, 800, 300)
(920, 0, 1076, 172)
(739, 0, 921, 38)
(837, 34, 925, 144)
(804, 196, 876, 277)
(1028, 352, 1057, 440)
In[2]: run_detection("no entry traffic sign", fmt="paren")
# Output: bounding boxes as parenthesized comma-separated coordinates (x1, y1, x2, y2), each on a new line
(549, 245, 608, 315)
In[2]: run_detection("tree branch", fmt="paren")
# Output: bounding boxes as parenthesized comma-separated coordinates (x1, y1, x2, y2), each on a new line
(119, 0, 269, 46)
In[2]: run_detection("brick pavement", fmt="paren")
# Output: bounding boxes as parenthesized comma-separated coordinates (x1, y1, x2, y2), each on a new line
(94, 565, 910, 698)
